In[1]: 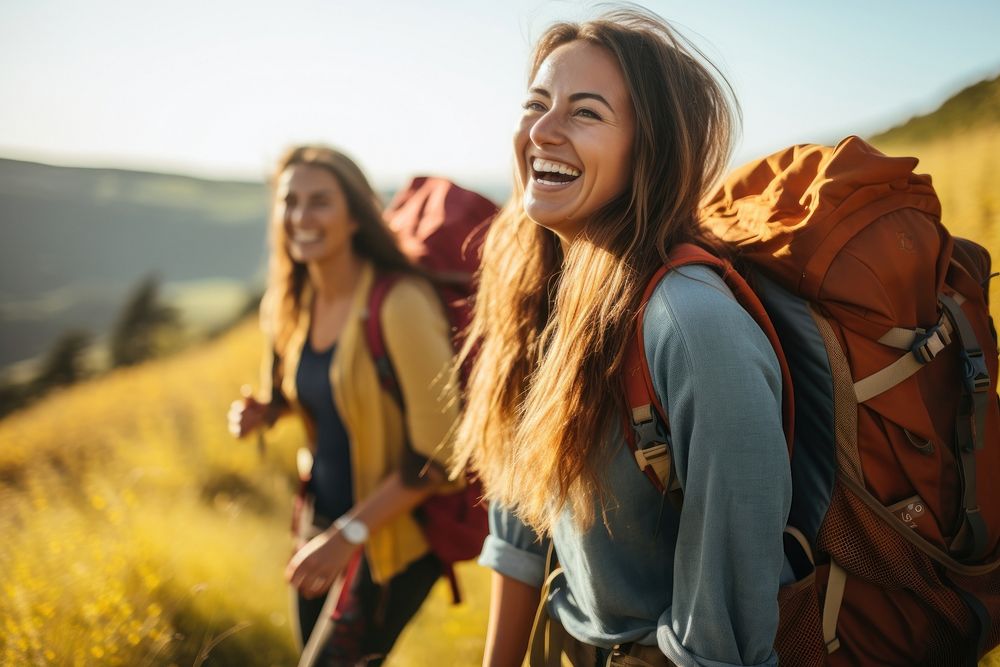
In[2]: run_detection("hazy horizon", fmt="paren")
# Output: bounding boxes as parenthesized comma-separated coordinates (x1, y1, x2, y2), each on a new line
(2, 0, 998, 188)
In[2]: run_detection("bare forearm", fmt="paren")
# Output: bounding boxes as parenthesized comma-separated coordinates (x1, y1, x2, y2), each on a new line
(343, 470, 437, 533)
(483, 572, 540, 667)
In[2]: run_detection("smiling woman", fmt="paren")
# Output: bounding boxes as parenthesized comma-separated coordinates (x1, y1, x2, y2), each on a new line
(517, 40, 634, 240)
(276, 165, 359, 269)
(226, 145, 462, 666)
(452, 7, 791, 667)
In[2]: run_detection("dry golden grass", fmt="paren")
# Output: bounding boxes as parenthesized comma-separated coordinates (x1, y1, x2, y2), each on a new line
(0, 322, 489, 666)
(0, 325, 289, 665)
(385, 562, 491, 666)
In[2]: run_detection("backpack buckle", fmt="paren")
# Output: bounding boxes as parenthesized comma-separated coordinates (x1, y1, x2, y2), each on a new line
(910, 323, 951, 364)
(962, 349, 990, 393)
(634, 443, 669, 470)
(631, 404, 663, 449)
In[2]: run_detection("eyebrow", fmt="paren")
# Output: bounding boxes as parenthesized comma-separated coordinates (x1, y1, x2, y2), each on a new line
(283, 189, 335, 199)
(529, 87, 615, 113)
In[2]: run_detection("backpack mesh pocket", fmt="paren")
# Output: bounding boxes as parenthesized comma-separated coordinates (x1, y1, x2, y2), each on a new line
(774, 567, 825, 666)
(816, 482, 976, 664)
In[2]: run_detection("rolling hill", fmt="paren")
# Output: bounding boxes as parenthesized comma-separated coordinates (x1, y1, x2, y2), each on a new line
(0, 159, 270, 369)
(870, 74, 1000, 319)
(871, 74, 1000, 145)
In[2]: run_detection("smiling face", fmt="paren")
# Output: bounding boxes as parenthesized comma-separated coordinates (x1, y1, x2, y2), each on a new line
(515, 40, 636, 242)
(274, 164, 358, 266)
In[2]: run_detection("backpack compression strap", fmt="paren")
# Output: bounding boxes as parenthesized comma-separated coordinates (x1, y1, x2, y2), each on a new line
(940, 293, 991, 562)
(622, 244, 795, 500)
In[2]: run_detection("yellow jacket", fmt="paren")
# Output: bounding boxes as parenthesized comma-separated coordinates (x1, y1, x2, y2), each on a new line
(264, 262, 460, 583)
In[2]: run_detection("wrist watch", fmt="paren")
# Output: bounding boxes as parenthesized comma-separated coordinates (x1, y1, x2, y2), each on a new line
(333, 516, 369, 545)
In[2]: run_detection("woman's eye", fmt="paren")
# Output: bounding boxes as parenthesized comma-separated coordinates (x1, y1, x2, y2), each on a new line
(574, 107, 602, 120)
(523, 100, 546, 113)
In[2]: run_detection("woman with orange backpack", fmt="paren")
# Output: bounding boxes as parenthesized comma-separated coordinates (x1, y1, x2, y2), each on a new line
(227, 145, 464, 666)
(452, 9, 792, 667)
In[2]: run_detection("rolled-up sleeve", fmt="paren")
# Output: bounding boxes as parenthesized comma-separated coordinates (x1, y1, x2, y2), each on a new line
(478, 501, 550, 588)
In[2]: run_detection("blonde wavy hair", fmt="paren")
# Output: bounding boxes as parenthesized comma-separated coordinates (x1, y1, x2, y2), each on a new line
(452, 8, 739, 533)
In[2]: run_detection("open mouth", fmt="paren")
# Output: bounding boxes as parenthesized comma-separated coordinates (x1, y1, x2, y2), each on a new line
(290, 230, 322, 244)
(531, 157, 581, 185)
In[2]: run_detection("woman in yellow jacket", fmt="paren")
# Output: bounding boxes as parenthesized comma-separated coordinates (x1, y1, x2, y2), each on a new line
(228, 145, 459, 665)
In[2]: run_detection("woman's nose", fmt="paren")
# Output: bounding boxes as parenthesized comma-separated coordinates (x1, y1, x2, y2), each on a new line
(287, 205, 306, 226)
(528, 108, 565, 148)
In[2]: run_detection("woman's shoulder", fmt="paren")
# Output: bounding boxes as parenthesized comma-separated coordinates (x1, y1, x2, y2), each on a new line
(376, 272, 450, 336)
(642, 264, 778, 376)
(379, 273, 440, 312)
(645, 264, 750, 336)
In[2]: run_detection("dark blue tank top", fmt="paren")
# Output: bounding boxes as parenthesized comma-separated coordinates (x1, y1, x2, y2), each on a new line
(296, 342, 353, 520)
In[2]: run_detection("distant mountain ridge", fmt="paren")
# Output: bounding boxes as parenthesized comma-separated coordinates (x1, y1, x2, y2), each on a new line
(0, 157, 270, 296)
(0, 158, 267, 221)
(0, 158, 506, 370)
(0, 158, 271, 368)
(871, 73, 1000, 145)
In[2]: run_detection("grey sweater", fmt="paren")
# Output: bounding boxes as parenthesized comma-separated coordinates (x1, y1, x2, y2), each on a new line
(480, 265, 792, 666)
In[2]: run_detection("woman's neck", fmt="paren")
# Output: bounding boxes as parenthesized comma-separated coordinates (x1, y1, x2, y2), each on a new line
(306, 250, 364, 302)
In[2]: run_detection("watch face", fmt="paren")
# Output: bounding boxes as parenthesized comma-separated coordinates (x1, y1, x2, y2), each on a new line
(340, 519, 368, 545)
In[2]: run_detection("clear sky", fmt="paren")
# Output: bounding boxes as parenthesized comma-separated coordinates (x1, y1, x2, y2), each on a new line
(1, 0, 998, 188)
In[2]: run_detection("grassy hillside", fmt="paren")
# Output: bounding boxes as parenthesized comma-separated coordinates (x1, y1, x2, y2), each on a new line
(871, 74, 1000, 146)
(870, 76, 1000, 320)
(0, 321, 490, 666)
(3, 321, 996, 665)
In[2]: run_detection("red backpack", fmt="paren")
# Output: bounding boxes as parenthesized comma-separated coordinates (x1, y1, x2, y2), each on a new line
(363, 176, 496, 603)
(624, 137, 1000, 665)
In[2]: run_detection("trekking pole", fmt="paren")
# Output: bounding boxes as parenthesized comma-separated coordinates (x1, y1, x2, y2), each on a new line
(296, 572, 347, 667)
(237, 384, 269, 461)
(256, 430, 267, 461)
(289, 448, 314, 651)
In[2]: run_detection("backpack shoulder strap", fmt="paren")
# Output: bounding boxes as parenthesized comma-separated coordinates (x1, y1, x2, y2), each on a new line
(363, 272, 405, 408)
(623, 243, 795, 498)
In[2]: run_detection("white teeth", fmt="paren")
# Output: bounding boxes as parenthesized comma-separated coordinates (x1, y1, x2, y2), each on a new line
(293, 230, 321, 242)
(531, 157, 580, 177)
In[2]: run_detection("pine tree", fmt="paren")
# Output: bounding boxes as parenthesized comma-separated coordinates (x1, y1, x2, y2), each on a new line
(35, 329, 92, 388)
(110, 275, 182, 367)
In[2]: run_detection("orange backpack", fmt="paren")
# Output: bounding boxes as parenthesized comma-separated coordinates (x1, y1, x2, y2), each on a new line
(624, 137, 1000, 665)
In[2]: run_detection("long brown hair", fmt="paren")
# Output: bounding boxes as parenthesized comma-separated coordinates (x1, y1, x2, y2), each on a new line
(452, 8, 739, 533)
(261, 145, 417, 357)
